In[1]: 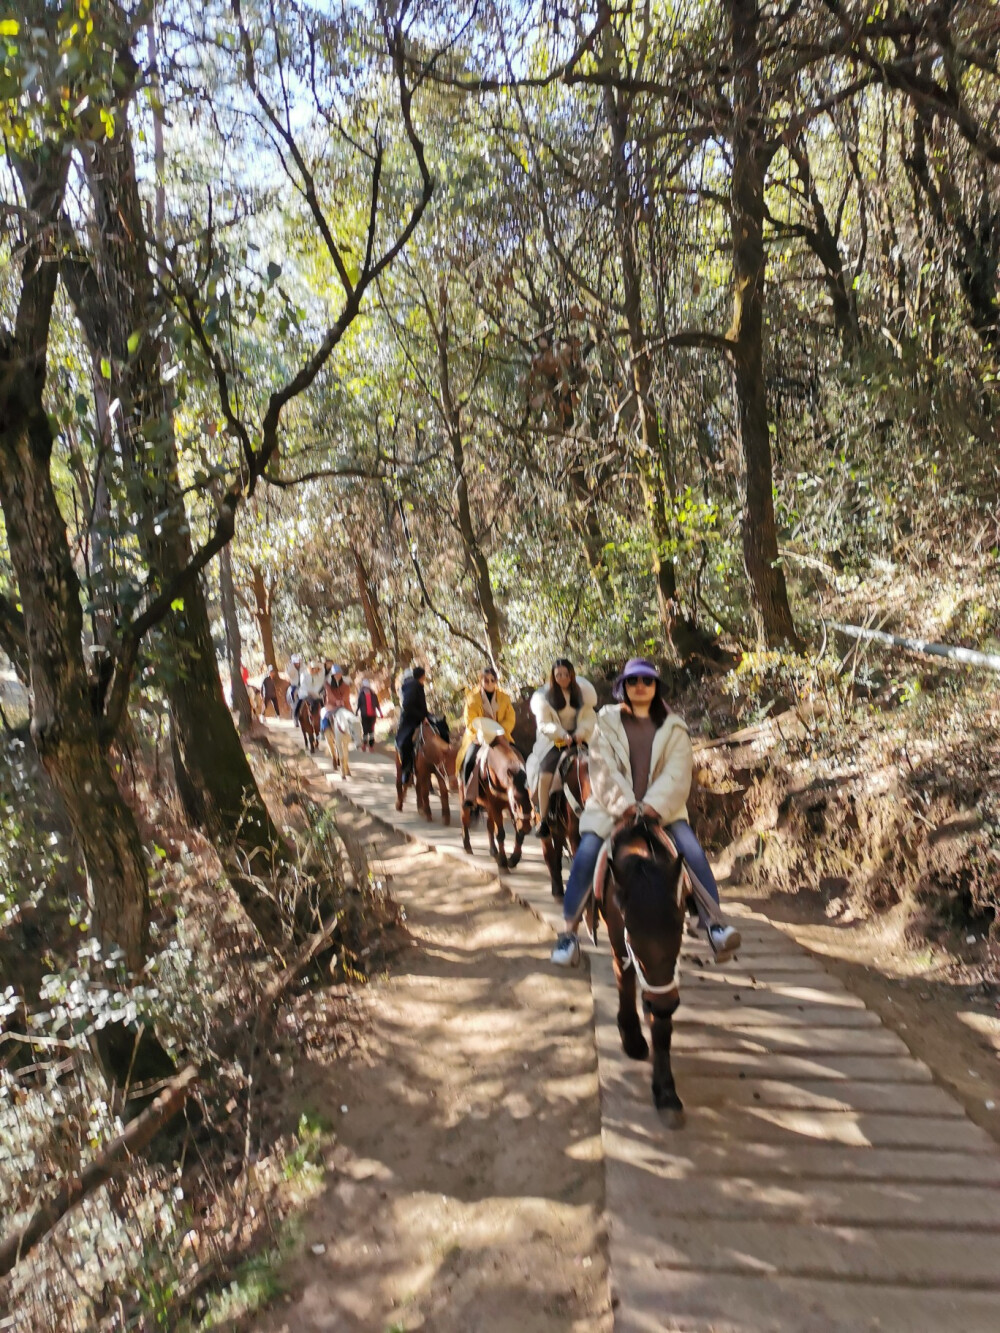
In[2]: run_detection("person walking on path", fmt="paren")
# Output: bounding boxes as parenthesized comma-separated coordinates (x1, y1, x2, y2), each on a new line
(527, 659, 598, 839)
(259, 664, 281, 720)
(396, 665, 431, 785)
(550, 657, 742, 968)
(356, 678, 382, 750)
(456, 666, 517, 809)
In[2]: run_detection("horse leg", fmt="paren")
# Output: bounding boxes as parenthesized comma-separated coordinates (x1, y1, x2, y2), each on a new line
(494, 807, 509, 871)
(326, 729, 338, 765)
(416, 768, 431, 821)
(462, 801, 473, 854)
(395, 756, 404, 812)
(507, 826, 524, 870)
(544, 828, 564, 899)
(649, 996, 684, 1125)
(439, 772, 450, 826)
(613, 950, 649, 1061)
(486, 806, 499, 862)
(340, 733, 350, 778)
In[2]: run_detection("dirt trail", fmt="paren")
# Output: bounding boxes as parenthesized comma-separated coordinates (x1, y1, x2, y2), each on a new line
(252, 790, 612, 1333)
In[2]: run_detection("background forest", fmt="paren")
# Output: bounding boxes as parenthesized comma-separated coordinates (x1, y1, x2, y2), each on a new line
(2, 1, 999, 1328)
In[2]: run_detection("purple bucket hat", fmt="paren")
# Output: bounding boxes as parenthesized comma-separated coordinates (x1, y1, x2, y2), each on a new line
(613, 657, 661, 700)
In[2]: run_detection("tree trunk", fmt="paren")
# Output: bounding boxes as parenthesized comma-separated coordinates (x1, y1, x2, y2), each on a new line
(726, 0, 801, 649)
(250, 564, 277, 669)
(0, 150, 149, 969)
(433, 298, 504, 667)
(351, 546, 390, 658)
(219, 541, 253, 733)
(67, 118, 294, 918)
(602, 66, 686, 648)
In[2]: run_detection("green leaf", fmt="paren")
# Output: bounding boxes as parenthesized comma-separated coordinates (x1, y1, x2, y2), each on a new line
(0, 19, 19, 36)
(100, 357, 111, 379)
(170, 598, 185, 612)
(127, 331, 141, 354)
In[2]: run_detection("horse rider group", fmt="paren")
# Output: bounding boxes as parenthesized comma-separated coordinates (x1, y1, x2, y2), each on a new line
(392, 654, 742, 972)
(279, 655, 382, 751)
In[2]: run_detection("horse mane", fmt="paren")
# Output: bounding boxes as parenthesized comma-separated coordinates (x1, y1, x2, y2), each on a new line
(613, 851, 684, 931)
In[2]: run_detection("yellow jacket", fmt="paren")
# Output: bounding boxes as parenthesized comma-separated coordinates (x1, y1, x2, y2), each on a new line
(455, 686, 517, 772)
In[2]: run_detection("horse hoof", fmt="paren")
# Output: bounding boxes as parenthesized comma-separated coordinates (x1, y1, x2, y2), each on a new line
(551, 884, 565, 900)
(618, 1022, 649, 1061)
(656, 1103, 686, 1130)
(442, 816, 450, 827)
(395, 800, 403, 812)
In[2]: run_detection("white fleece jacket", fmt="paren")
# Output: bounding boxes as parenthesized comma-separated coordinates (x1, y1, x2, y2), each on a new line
(578, 704, 692, 840)
(526, 677, 598, 789)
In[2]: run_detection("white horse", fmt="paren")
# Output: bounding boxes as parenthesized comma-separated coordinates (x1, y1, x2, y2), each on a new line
(323, 706, 363, 777)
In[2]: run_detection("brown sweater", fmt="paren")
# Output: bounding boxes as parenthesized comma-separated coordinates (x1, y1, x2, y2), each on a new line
(620, 711, 658, 801)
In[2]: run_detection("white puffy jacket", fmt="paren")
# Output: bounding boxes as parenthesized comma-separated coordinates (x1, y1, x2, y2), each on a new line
(578, 705, 692, 840)
(526, 677, 598, 789)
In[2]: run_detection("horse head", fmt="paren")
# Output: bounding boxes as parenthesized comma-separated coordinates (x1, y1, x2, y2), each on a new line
(610, 818, 685, 1002)
(506, 762, 534, 834)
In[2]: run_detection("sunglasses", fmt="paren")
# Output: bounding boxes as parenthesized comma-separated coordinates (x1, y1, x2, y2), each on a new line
(624, 674, 656, 686)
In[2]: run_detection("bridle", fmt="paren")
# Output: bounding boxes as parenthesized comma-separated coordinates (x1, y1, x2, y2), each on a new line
(609, 818, 682, 999)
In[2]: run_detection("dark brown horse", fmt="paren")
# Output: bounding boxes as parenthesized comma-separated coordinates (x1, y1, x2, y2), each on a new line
(591, 814, 687, 1124)
(395, 719, 459, 824)
(297, 696, 321, 752)
(541, 745, 591, 900)
(461, 739, 533, 870)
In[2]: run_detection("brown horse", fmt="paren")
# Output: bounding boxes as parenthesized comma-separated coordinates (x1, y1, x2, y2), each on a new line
(591, 814, 687, 1124)
(297, 696, 321, 752)
(461, 739, 533, 870)
(541, 745, 591, 900)
(395, 718, 459, 824)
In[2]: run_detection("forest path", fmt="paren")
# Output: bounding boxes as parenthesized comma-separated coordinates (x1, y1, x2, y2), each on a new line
(268, 722, 1000, 1332)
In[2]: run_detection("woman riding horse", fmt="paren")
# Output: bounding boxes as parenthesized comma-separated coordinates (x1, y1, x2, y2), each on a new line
(320, 666, 352, 764)
(526, 659, 597, 839)
(549, 657, 741, 968)
(456, 666, 516, 809)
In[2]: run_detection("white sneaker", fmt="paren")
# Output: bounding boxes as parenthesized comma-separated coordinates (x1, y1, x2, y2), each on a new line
(550, 932, 581, 967)
(708, 923, 741, 963)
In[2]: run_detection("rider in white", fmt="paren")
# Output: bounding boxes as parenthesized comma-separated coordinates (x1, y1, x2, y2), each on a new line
(287, 654, 317, 720)
(527, 658, 598, 838)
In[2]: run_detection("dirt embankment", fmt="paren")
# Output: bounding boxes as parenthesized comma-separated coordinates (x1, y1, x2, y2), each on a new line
(689, 720, 1000, 1141)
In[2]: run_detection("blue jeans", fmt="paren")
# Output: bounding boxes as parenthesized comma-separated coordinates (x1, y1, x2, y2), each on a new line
(563, 821, 722, 929)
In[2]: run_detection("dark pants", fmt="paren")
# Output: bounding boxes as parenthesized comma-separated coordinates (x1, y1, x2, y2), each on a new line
(462, 744, 480, 786)
(361, 716, 376, 743)
(261, 696, 280, 718)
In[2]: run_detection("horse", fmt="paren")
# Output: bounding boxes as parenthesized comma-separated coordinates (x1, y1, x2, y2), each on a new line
(324, 706, 363, 778)
(461, 739, 533, 870)
(395, 718, 459, 823)
(541, 744, 591, 900)
(590, 813, 687, 1125)
(296, 695, 322, 753)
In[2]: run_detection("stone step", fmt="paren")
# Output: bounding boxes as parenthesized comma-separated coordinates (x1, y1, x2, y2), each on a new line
(686, 973, 857, 1001)
(655, 1105, 994, 1152)
(672, 1076, 963, 1117)
(604, 1137, 1000, 1185)
(618, 1215, 1000, 1286)
(669, 1025, 913, 1057)
(614, 1268, 1000, 1333)
(615, 1171, 1000, 1228)
(672, 1050, 932, 1083)
(678, 1003, 883, 1028)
